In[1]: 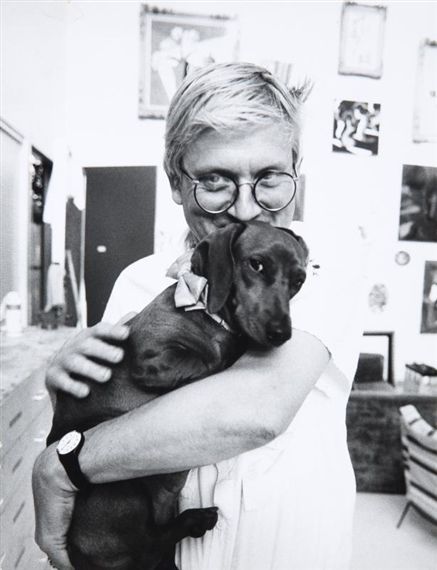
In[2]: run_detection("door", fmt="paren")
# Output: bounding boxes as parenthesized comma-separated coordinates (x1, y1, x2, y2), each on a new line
(29, 149, 53, 324)
(84, 166, 156, 326)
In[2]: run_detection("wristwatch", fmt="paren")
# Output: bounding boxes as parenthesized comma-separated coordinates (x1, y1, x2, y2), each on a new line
(56, 430, 90, 490)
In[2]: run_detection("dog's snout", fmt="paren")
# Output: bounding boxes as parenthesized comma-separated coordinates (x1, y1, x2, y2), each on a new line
(266, 316, 291, 346)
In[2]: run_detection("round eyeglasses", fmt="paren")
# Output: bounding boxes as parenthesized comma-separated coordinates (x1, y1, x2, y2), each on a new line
(180, 166, 298, 215)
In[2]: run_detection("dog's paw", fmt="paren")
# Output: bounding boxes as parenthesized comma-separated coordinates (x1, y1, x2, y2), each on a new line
(178, 507, 219, 538)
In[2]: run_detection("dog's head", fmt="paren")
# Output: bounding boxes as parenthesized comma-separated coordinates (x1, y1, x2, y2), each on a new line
(191, 221, 308, 348)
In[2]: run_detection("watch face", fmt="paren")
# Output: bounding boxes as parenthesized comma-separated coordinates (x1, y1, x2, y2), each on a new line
(58, 431, 81, 455)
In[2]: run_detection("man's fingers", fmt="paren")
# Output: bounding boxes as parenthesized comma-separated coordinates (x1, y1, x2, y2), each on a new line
(92, 321, 130, 341)
(116, 311, 137, 326)
(81, 337, 125, 364)
(44, 545, 74, 570)
(64, 354, 112, 384)
(47, 369, 90, 398)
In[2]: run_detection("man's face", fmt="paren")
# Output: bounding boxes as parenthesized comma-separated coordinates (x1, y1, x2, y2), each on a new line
(171, 123, 297, 242)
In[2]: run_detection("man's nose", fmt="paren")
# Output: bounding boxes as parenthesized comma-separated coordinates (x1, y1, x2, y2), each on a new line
(227, 183, 262, 221)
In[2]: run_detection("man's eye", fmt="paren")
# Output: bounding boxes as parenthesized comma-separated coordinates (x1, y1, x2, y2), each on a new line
(249, 258, 264, 273)
(258, 171, 280, 186)
(198, 173, 231, 190)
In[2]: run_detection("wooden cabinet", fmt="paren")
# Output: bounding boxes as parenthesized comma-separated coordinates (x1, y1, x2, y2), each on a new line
(1, 328, 74, 570)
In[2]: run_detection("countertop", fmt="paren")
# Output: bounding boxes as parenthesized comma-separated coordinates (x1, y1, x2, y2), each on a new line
(1, 326, 76, 401)
(350, 380, 437, 399)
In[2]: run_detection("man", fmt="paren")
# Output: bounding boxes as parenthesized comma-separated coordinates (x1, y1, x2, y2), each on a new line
(33, 62, 365, 569)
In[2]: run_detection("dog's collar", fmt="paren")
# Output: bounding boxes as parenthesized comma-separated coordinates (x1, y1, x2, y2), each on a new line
(204, 310, 233, 332)
(166, 259, 233, 332)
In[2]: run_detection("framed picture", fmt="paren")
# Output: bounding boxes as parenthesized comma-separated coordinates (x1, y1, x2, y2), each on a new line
(421, 261, 437, 334)
(139, 5, 239, 118)
(338, 2, 387, 79)
(333, 99, 381, 156)
(398, 164, 437, 243)
(357, 331, 394, 384)
(413, 39, 437, 143)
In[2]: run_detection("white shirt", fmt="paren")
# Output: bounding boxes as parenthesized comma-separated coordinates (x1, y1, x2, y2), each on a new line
(103, 221, 367, 570)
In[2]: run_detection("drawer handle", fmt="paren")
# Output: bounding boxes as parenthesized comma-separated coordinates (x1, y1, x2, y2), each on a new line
(14, 545, 26, 568)
(9, 411, 23, 428)
(32, 390, 47, 401)
(13, 500, 25, 523)
(12, 456, 23, 473)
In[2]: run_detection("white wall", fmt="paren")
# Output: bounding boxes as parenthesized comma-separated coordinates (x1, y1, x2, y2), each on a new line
(1, 0, 68, 322)
(1, 1, 68, 157)
(2, 1, 436, 376)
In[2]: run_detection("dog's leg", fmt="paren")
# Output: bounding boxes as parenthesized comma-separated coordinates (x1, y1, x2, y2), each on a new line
(141, 507, 218, 569)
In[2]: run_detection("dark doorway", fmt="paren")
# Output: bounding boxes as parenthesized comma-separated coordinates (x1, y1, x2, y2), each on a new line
(29, 149, 53, 324)
(84, 166, 156, 326)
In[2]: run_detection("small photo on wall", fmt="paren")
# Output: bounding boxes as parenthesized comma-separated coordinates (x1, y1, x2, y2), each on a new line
(398, 164, 437, 243)
(333, 100, 381, 156)
(421, 261, 437, 333)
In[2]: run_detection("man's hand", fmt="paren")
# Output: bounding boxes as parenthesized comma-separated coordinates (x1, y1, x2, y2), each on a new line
(32, 444, 77, 570)
(46, 314, 135, 399)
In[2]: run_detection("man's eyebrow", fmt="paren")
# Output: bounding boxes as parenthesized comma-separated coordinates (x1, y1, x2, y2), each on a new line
(193, 164, 290, 177)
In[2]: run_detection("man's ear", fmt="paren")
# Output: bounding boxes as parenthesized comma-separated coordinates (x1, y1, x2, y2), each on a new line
(171, 186, 183, 205)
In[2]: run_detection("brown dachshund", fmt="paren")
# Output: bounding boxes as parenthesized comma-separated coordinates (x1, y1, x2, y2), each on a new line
(47, 221, 308, 570)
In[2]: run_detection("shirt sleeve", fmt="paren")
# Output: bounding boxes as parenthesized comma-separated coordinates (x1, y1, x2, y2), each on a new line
(291, 223, 368, 387)
(102, 253, 177, 324)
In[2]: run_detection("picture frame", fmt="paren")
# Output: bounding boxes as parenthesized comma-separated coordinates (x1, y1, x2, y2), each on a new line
(398, 164, 437, 243)
(421, 261, 437, 334)
(413, 39, 437, 143)
(333, 99, 381, 156)
(139, 5, 239, 118)
(338, 2, 387, 79)
(358, 331, 394, 385)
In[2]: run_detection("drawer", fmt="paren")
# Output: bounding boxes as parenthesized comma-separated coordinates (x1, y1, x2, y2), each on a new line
(1, 404, 53, 513)
(1, 535, 49, 570)
(1, 368, 50, 457)
(1, 474, 35, 566)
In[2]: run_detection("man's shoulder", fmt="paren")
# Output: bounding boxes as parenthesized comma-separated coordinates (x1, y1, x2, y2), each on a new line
(118, 249, 180, 287)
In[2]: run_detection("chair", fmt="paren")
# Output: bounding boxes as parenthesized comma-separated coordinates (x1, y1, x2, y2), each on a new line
(397, 405, 437, 528)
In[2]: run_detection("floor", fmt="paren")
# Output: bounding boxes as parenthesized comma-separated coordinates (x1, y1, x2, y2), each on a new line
(351, 493, 437, 570)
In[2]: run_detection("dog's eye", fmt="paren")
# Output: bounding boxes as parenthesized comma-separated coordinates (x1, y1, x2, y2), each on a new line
(249, 258, 264, 273)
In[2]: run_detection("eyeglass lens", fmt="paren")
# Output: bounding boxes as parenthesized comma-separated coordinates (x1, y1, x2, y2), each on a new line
(195, 172, 296, 214)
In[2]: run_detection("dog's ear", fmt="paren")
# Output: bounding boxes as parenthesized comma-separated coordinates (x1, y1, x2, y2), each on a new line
(277, 227, 309, 264)
(191, 223, 246, 314)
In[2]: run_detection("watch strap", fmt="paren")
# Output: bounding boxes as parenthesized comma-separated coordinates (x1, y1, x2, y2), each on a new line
(57, 431, 90, 490)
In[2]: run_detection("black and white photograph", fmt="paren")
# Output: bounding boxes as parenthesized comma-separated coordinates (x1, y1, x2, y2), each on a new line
(332, 99, 381, 155)
(1, 3, 436, 570)
(398, 164, 437, 243)
(139, 5, 239, 117)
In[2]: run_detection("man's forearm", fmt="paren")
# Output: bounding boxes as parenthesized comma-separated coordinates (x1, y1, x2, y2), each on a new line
(79, 330, 329, 484)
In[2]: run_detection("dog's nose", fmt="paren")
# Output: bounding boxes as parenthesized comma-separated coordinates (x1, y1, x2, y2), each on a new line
(266, 317, 291, 346)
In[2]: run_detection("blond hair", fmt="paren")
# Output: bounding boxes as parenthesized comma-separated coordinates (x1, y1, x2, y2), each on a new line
(164, 62, 310, 188)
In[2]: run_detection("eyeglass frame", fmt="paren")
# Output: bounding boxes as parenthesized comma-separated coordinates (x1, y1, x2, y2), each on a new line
(179, 163, 300, 215)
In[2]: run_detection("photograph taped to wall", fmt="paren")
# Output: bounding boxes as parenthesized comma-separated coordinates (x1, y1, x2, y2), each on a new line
(333, 100, 381, 156)
(139, 5, 239, 118)
(421, 261, 437, 334)
(338, 2, 386, 78)
(413, 39, 437, 143)
(398, 164, 437, 243)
